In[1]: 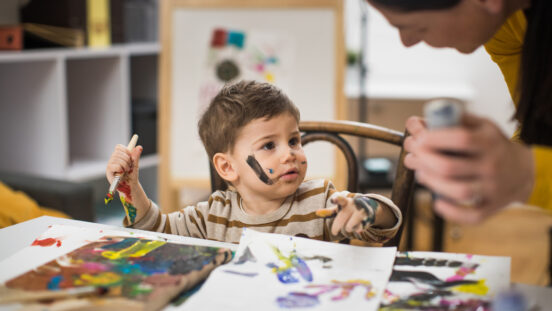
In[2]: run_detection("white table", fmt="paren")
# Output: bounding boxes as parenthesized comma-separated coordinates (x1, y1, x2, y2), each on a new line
(1, 216, 551, 309)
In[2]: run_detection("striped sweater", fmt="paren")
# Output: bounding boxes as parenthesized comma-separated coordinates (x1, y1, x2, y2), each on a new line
(126, 179, 402, 244)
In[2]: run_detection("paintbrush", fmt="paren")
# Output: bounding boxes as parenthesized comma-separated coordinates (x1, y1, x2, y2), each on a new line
(105, 134, 139, 205)
(0, 286, 109, 304)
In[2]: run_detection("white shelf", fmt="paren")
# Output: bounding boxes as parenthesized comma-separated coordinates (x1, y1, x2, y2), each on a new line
(0, 44, 159, 182)
(67, 154, 159, 181)
(0, 43, 160, 63)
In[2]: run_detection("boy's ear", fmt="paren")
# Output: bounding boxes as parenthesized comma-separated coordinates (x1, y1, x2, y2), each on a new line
(212, 153, 238, 183)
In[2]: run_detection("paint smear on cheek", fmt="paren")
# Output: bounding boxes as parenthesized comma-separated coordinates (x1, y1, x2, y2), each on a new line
(32, 237, 62, 247)
(246, 155, 274, 185)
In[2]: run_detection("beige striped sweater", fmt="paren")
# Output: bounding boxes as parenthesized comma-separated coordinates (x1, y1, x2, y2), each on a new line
(126, 179, 402, 244)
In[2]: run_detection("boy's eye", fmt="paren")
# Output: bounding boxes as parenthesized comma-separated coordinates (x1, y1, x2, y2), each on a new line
(289, 137, 300, 147)
(262, 142, 275, 150)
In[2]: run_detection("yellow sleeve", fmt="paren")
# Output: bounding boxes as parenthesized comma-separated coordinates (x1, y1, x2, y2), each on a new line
(527, 146, 552, 211)
(483, 10, 526, 103)
(484, 11, 552, 209)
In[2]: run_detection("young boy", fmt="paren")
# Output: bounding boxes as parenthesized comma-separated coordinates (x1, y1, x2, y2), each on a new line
(106, 80, 402, 244)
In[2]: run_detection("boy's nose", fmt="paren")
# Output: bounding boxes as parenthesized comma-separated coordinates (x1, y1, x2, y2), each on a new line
(280, 147, 296, 163)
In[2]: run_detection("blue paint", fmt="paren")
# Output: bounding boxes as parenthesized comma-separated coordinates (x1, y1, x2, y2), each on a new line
(293, 257, 313, 282)
(277, 292, 319, 308)
(101, 238, 138, 250)
(223, 270, 259, 277)
(227, 31, 245, 49)
(115, 263, 142, 275)
(268, 168, 274, 174)
(47, 275, 63, 290)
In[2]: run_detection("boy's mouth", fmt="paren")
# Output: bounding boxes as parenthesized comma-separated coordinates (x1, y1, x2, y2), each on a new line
(279, 168, 299, 180)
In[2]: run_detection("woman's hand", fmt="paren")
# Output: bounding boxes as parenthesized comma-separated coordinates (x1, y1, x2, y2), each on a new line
(403, 113, 535, 224)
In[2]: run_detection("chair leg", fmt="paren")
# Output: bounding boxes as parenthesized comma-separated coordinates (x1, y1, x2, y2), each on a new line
(431, 193, 445, 252)
(405, 189, 416, 251)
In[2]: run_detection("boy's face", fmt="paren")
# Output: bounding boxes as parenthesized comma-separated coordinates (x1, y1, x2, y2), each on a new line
(230, 112, 307, 199)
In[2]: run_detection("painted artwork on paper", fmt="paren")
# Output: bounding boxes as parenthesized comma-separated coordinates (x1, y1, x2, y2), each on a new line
(380, 251, 510, 310)
(198, 27, 293, 111)
(181, 228, 397, 310)
(3, 234, 232, 310)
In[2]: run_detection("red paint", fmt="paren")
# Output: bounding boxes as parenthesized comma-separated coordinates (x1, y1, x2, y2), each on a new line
(31, 237, 62, 247)
(117, 181, 132, 201)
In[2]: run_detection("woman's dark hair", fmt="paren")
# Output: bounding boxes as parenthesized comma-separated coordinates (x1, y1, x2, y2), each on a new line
(369, 0, 461, 11)
(515, 0, 552, 145)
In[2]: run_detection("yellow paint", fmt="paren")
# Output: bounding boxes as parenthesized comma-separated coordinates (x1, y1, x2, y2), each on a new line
(270, 245, 294, 273)
(76, 272, 121, 286)
(102, 240, 166, 260)
(453, 279, 489, 295)
(265, 72, 275, 82)
(315, 209, 335, 218)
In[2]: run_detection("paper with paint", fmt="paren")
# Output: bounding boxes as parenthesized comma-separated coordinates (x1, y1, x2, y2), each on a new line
(380, 251, 510, 310)
(0, 225, 233, 310)
(182, 228, 396, 310)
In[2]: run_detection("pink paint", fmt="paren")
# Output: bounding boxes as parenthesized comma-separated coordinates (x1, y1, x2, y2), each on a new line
(31, 237, 62, 247)
(446, 266, 476, 282)
(117, 181, 132, 201)
(80, 262, 109, 273)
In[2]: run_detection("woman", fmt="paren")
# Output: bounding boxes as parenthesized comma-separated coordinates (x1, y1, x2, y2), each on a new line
(367, 0, 552, 223)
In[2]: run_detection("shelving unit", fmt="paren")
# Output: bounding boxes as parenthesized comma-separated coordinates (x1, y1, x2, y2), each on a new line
(0, 43, 160, 182)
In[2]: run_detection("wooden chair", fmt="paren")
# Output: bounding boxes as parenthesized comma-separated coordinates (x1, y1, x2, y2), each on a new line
(209, 120, 415, 248)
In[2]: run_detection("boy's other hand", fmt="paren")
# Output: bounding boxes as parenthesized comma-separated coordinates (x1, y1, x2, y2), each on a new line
(106, 144, 143, 186)
(319, 196, 373, 235)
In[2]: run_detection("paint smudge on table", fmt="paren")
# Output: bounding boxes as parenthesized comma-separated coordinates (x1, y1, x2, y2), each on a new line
(31, 237, 62, 247)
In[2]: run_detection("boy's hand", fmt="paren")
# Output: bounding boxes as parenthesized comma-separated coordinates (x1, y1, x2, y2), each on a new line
(106, 144, 143, 186)
(316, 196, 379, 235)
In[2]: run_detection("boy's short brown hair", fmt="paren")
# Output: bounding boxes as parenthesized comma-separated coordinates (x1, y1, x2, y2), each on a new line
(198, 80, 300, 162)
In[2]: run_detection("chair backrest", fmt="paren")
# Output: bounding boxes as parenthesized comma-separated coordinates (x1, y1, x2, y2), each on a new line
(209, 120, 415, 248)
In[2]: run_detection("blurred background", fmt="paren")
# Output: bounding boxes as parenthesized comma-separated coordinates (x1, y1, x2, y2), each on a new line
(0, 0, 549, 286)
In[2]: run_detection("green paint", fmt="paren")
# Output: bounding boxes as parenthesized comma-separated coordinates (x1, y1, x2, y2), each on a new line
(102, 240, 166, 260)
(129, 283, 154, 297)
(121, 196, 137, 224)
